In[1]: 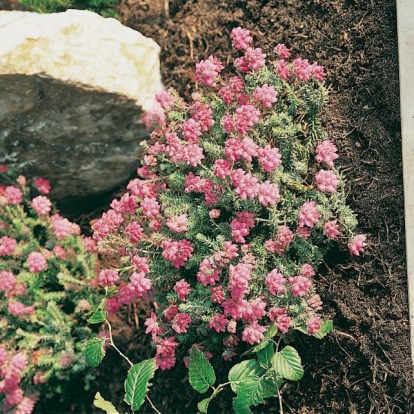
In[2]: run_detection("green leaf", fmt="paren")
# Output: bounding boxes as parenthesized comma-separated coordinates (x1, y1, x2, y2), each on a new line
(88, 310, 108, 324)
(93, 392, 120, 414)
(233, 397, 254, 414)
(313, 320, 333, 339)
(197, 397, 211, 413)
(85, 338, 106, 367)
(272, 346, 304, 381)
(257, 342, 274, 369)
(124, 359, 157, 411)
(228, 360, 265, 393)
(189, 346, 216, 393)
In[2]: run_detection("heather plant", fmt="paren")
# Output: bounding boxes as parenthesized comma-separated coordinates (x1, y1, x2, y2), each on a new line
(0, 166, 103, 414)
(86, 27, 367, 413)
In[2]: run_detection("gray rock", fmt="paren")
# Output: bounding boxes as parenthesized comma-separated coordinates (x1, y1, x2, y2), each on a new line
(0, 10, 163, 199)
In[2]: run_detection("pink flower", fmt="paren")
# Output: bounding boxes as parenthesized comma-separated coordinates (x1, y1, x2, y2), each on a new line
(307, 317, 322, 334)
(163, 305, 179, 322)
(31, 196, 52, 215)
(155, 89, 175, 109)
(276, 60, 290, 80)
(33, 371, 47, 385)
(298, 201, 321, 228)
(231, 212, 255, 243)
(222, 298, 247, 320)
(131, 255, 150, 274)
(53, 244, 66, 260)
(315, 140, 338, 168)
(0, 270, 17, 292)
(98, 269, 119, 287)
(174, 279, 191, 301)
(59, 353, 73, 368)
(125, 222, 144, 243)
(209, 209, 221, 219)
(105, 297, 120, 317)
(166, 214, 188, 233)
(8, 301, 35, 316)
(210, 286, 226, 303)
(311, 63, 326, 81)
(252, 84, 278, 108)
(209, 314, 229, 332)
(301, 264, 315, 278)
(265, 225, 294, 254)
(266, 269, 286, 295)
(294, 58, 313, 81)
(268, 307, 291, 333)
(289, 275, 312, 297)
(224, 138, 243, 161)
(191, 101, 215, 131)
(197, 258, 221, 286)
(83, 236, 97, 252)
(5, 186, 23, 205)
(314, 170, 339, 193)
(27, 251, 47, 274)
(244, 47, 267, 71)
(258, 180, 280, 206)
(51, 214, 73, 239)
(33, 177, 51, 194)
(130, 272, 152, 296)
(17, 175, 26, 186)
(141, 197, 160, 217)
(242, 321, 266, 345)
(142, 107, 166, 130)
(182, 118, 202, 143)
(231, 27, 253, 50)
(257, 145, 282, 173)
(348, 234, 367, 256)
(195, 55, 224, 87)
(172, 313, 191, 333)
(0, 164, 8, 172)
(144, 312, 162, 337)
(161, 239, 193, 268)
(275, 43, 291, 59)
(0, 236, 17, 256)
(240, 137, 258, 161)
(155, 337, 179, 370)
(228, 262, 252, 300)
(242, 297, 267, 322)
(235, 104, 260, 134)
(325, 220, 341, 239)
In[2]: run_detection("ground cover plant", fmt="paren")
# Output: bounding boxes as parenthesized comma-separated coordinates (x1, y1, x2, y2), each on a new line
(86, 28, 366, 414)
(0, 167, 103, 414)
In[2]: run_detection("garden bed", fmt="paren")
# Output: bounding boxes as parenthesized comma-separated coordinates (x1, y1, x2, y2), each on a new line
(4, 0, 412, 412)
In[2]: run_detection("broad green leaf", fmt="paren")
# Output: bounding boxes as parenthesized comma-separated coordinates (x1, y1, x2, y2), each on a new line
(85, 338, 106, 367)
(272, 346, 304, 381)
(124, 358, 157, 411)
(189, 346, 216, 393)
(257, 342, 274, 369)
(88, 310, 108, 324)
(228, 360, 265, 393)
(313, 320, 333, 339)
(93, 392, 120, 414)
(197, 397, 211, 413)
(233, 397, 254, 414)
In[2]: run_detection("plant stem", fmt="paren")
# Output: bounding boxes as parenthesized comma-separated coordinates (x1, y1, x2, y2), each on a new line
(105, 320, 134, 367)
(146, 395, 162, 414)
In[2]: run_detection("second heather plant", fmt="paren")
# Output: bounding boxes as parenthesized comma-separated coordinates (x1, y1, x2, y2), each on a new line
(87, 27, 366, 413)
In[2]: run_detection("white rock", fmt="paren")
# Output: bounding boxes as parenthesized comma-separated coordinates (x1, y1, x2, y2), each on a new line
(0, 10, 163, 199)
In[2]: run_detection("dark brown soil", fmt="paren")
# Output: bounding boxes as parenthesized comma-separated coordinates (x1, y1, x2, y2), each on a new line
(3, 0, 412, 412)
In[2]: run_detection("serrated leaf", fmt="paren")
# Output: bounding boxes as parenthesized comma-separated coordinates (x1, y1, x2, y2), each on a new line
(228, 360, 265, 393)
(189, 346, 216, 393)
(124, 359, 156, 411)
(257, 342, 274, 369)
(313, 320, 333, 339)
(272, 346, 304, 381)
(85, 338, 106, 367)
(197, 397, 211, 413)
(233, 397, 254, 414)
(88, 310, 108, 324)
(93, 392, 119, 414)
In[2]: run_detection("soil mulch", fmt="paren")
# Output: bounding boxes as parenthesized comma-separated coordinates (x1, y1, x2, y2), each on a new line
(2, 0, 412, 412)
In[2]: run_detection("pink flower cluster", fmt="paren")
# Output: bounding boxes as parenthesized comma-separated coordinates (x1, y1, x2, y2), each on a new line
(348, 235, 367, 256)
(231, 212, 255, 243)
(161, 239, 194, 268)
(315, 140, 338, 167)
(27, 251, 47, 274)
(33, 177, 51, 194)
(4, 186, 23, 205)
(31, 196, 52, 215)
(298, 201, 321, 228)
(0, 236, 17, 256)
(265, 226, 294, 255)
(314, 170, 339, 193)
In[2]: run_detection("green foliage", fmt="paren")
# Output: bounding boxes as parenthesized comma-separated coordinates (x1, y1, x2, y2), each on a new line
(17, 0, 119, 17)
(272, 346, 304, 381)
(189, 346, 216, 393)
(124, 359, 157, 411)
(0, 168, 103, 410)
(85, 337, 107, 368)
(93, 392, 120, 414)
